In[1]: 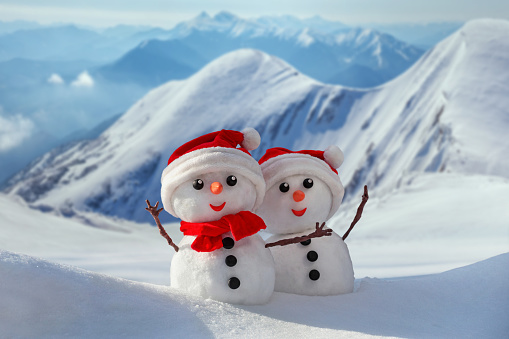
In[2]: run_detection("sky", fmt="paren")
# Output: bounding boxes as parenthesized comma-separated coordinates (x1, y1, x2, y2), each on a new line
(0, 0, 508, 28)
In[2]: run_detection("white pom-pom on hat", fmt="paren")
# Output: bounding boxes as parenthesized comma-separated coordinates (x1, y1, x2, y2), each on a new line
(323, 145, 344, 169)
(241, 127, 261, 151)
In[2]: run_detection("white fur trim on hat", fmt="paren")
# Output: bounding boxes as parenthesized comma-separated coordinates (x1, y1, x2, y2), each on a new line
(324, 145, 344, 169)
(161, 147, 265, 217)
(260, 153, 344, 220)
(241, 127, 261, 151)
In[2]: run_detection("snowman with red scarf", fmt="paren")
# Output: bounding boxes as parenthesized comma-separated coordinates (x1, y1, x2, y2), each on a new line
(257, 146, 358, 296)
(148, 128, 276, 305)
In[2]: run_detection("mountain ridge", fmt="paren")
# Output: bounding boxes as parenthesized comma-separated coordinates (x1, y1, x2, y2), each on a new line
(100, 12, 422, 88)
(4, 19, 509, 223)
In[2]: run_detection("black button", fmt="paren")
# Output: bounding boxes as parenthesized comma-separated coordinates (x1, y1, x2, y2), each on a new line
(307, 251, 318, 262)
(225, 255, 237, 267)
(309, 269, 320, 281)
(228, 277, 241, 289)
(222, 237, 234, 249)
(300, 239, 311, 246)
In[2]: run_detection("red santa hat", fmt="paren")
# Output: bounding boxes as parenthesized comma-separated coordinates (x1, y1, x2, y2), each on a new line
(258, 145, 345, 219)
(161, 128, 265, 217)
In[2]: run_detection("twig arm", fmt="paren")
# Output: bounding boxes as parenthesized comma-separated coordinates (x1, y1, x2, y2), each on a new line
(265, 222, 332, 248)
(145, 199, 179, 252)
(342, 185, 369, 241)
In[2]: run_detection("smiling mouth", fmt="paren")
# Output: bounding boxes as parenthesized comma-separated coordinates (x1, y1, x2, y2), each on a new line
(292, 208, 307, 217)
(210, 202, 226, 212)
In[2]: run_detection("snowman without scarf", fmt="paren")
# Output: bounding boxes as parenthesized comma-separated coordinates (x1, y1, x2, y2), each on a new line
(257, 146, 368, 296)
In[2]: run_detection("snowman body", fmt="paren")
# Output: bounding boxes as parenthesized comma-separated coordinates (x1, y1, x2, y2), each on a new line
(171, 232, 274, 304)
(163, 161, 275, 305)
(257, 151, 355, 296)
(266, 230, 353, 295)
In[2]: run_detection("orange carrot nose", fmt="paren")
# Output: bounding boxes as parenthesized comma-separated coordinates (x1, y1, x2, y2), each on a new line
(210, 182, 223, 195)
(293, 190, 305, 202)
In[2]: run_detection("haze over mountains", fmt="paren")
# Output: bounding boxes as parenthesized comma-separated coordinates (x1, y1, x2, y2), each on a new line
(5, 19, 508, 225)
(0, 12, 437, 184)
(99, 11, 424, 88)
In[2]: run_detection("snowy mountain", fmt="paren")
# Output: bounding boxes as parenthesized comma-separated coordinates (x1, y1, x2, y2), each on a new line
(97, 39, 206, 86)
(370, 22, 463, 50)
(4, 19, 509, 224)
(0, 13, 424, 188)
(1, 249, 508, 337)
(255, 14, 350, 35)
(169, 11, 349, 38)
(101, 11, 423, 88)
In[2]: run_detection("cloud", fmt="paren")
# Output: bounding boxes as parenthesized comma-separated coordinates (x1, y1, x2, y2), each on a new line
(71, 71, 94, 88)
(48, 73, 65, 85)
(0, 112, 35, 152)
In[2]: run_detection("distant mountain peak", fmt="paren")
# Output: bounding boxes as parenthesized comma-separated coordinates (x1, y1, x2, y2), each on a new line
(197, 11, 211, 19)
(296, 28, 315, 46)
(213, 11, 239, 22)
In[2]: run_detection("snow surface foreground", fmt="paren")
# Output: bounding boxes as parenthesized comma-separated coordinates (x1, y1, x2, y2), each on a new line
(0, 194, 176, 285)
(1, 250, 508, 338)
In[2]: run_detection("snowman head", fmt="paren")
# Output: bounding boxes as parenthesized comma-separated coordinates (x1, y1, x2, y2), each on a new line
(170, 170, 258, 222)
(161, 128, 265, 222)
(257, 146, 345, 234)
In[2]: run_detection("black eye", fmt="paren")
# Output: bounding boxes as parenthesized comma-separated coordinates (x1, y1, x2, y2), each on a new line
(226, 175, 237, 186)
(279, 182, 290, 193)
(193, 179, 204, 190)
(303, 178, 313, 189)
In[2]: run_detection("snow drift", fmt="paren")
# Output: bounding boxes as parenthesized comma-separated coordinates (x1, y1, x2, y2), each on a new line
(1, 250, 507, 338)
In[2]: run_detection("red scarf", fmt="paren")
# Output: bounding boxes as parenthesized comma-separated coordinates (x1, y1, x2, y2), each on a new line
(180, 211, 266, 252)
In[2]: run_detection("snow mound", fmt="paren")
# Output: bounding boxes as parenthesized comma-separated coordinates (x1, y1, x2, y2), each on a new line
(0, 250, 210, 338)
(1, 250, 507, 338)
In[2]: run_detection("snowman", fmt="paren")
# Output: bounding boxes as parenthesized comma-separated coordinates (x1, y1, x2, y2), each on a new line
(257, 146, 356, 296)
(146, 128, 276, 305)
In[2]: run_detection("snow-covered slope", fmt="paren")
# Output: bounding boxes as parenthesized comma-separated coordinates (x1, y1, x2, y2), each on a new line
(4, 19, 509, 224)
(1, 250, 507, 338)
(0, 194, 176, 284)
(333, 173, 509, 278)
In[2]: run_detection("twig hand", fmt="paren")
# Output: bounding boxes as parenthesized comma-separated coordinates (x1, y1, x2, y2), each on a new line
(145, 199, 179, 252)
(265, 222, 332, 248)
(145, 199, 163, 218)
(342, 185, 369, 241)
(310, 222, 333, 238)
